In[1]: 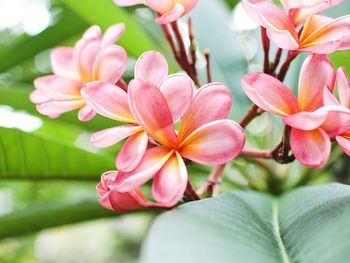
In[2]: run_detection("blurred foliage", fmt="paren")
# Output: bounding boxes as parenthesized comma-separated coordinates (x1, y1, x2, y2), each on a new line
(0, 0, 349, 262)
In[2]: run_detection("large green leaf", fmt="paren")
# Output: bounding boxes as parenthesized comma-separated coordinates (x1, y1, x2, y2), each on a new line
(0, 199, 115, 239)
(0, 85, 116, 178)
(141, 183, 350, 263)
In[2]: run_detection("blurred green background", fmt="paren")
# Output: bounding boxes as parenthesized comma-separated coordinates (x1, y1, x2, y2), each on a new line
(0, 0, 349, 262)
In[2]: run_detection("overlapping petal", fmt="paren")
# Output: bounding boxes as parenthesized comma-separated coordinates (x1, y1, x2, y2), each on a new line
(336, 67, 350, 108)
(37, 100, 85, 116)
(320, 105, 350, 137)
(92, 45, 127, 84)
(178, 83, 233, 141)
(290, 128, 331, 168)
(283, 109, 328, 130)
(128, 79, 177, 146)
(179, 120, 245, 165)
(298, 54, 335, 111)
(81, 81, 134, 122)
(101, 23, 125, 47)
(116, 131, 149, 172)
(134, 51, 168, 85)
(336, 133, 350, 156)
(156, 4, 185, 24)
(115, 147, 174, 192)
(91, 125, 142, 148)
(50, 47, 78, 79)
(242, 73, 298, 116)
(152, 152, 188, 206)
(159, 74, 193, 121)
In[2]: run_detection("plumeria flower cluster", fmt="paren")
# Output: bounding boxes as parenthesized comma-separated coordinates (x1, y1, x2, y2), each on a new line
(30, 0, 350, 213)
(30, 23, 245, 212)
(242, 54, 350, 167)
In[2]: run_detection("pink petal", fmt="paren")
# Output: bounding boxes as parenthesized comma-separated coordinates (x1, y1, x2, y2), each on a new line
(74, 38, 101, 83)
(101, 23, 125, 47)
(37, 100, 85, 117)
(283, 109, 328, 130)
(178, 82, 233, 142)
(336, 67, 350, 108)
(242, 0, 298, 40)
(299, 14, 350, 53)
(113, 0, 145, 6)
(116, 131, 148, 172)
(159, 73, 194, 121)
(83, 25, 102, 39)
(78, 105, 96, 121)
(283, 0, 343, 25)
(156, 4, 185, 24)
(91, 124, 142, 148)
(50, 47, 78, 79)
(145, 0, 173, 13)
(336, 134, 350, 156)
(298, 54, 335, 111)
(30, 90, 50, 104)
(179, 120, 245, 165)
(92, 45, 127, 83)
(34, 76, 83, 100)
(97, 171, 154, 212)
(290, 128, 331, 168)
(81, 81, 134, 122)
(323, 87, 340, 106)
(152, 152, 188, 206)
(242, 72, 298, 116)
(266, 28, 299, 50)
(115, 147, 174, 192)
(134, 51, 168, 85)
(128, 79, 177, 147)
(320, 105, 350, 137)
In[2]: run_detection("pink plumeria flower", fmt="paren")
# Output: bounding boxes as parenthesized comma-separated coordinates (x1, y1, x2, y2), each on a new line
(81, 51, 193, 172)
(242, 0, 350, 54)
(30, 24, 127, 121)
(113, 0, 199, 24)
(97, 171, 164, 212)
(111, 81, 245, 208)
(323, 67, 350, 156)
(242, 54, 350, 167)
(280, 0, 343, 25)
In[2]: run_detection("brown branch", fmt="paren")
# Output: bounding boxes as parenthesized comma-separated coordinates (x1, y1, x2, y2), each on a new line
(241, 149, 273, 159)
(271, 126, 295, 164)
(116, 79, 128, 91)
(204, 49, 212, 83)
(271, 48, 283, 73)
(183, 181, 201, 202)
(277, 50, 300, 81)
(261, 27, 270, 74)
(239, 104, 264, 128)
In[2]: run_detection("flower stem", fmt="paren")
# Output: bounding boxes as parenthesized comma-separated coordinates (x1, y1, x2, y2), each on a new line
(198, 164, 225, 197)
(239, 104, 264, 128)
(277, 51, 300, 81)
(261, 27, 270, 74)
(204, 49, 212, 83)
(241, 149, 273, 159)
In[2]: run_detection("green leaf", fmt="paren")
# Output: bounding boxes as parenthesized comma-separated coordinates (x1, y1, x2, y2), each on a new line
(0, 84, 116, 178)
(141, 183, 350, 263)
(0, 7, 88, 72)
(62, 0, 159, 57)
(0, 200, 115, 239)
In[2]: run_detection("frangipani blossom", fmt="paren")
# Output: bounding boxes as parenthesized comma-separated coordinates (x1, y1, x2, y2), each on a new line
(280, 0, 343, 25)
(81, 51, 193, 172)
(97, 171, 164, 212)
(111, 81, 245, 207)
(113, 0, 199, 24)
(323, 67, 350, 156)
(242, 54, 350, 167)
(242, 0, 350, 54)
(30, 24, 127, 121)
